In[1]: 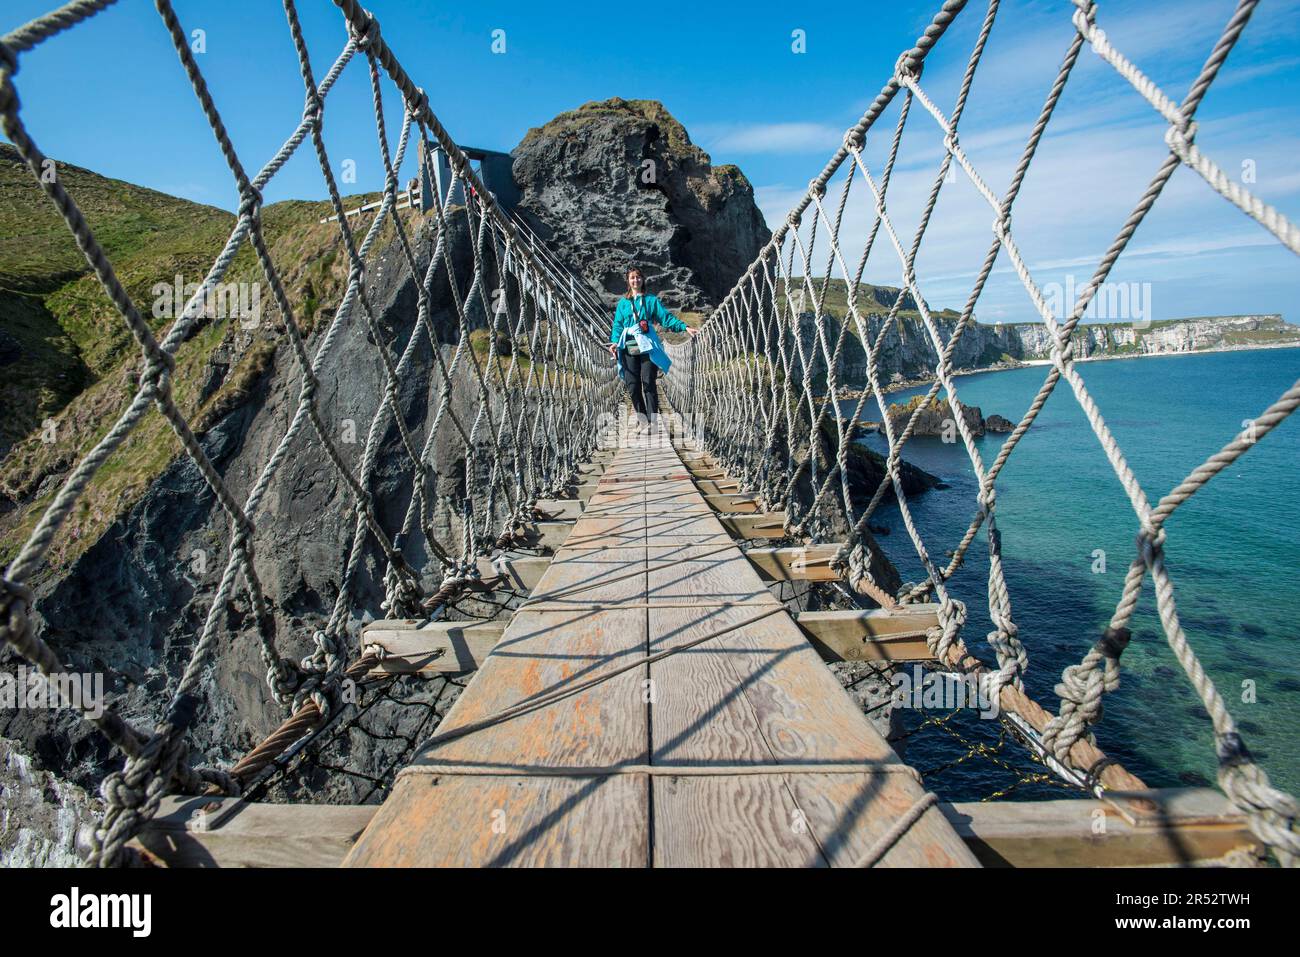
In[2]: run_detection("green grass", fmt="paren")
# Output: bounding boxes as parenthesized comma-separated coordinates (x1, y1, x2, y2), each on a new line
(0, 140, 417, 569)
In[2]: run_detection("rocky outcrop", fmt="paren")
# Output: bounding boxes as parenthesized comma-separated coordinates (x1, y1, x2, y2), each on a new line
(511, 98, 770, 311)
(880, 395, 1011, 439)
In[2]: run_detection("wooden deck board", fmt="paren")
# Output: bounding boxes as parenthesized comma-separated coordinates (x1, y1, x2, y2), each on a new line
(344, 436, 978, 868)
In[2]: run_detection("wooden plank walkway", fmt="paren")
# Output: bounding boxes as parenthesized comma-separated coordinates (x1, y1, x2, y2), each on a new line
(343, 430, 979, 867)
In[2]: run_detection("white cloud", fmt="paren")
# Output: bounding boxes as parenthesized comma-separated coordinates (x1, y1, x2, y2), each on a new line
(699, 121, 845, 155)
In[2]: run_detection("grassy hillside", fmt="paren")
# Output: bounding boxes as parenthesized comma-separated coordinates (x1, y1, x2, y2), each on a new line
(0, 143, 243, 451)
(0, 145, 416, 570)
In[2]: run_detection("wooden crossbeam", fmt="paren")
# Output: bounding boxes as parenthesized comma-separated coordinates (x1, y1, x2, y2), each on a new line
(704, 493, 759, 513)
(364, 619, 506, 674)
(529, 520, 575, 548)
(689, 467, 729, 480)
(718, 512, 786, 540)
(696, 479, 740, 496)
(132, 796, 377, 868)
(475, 555, 552, 591)
(534, 499, 583, 520)
(795, 607, 938, 663)
(941, 789, 1260, 867)
(745, 545, 841, 582)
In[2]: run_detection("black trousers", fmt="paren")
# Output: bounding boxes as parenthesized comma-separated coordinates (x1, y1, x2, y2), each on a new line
(620, 351, 660, 418)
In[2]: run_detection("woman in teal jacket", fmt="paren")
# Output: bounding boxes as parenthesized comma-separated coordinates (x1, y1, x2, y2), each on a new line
(607, 266, 697, 428)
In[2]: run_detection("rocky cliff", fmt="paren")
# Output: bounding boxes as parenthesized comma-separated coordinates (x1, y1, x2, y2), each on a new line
(786, 294, 1299, 384)
(511, 98, 771, 312)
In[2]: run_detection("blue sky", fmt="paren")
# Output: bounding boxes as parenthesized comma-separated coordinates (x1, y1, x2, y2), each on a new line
(4, 0, 1299, 324)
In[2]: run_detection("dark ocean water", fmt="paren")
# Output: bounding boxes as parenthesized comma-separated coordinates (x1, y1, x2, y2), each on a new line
(840, 348, 1300, 801)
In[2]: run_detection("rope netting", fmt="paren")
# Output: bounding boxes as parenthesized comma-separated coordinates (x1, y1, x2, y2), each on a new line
(0, 0, 618, 865)
(664, 0, 1299, 864)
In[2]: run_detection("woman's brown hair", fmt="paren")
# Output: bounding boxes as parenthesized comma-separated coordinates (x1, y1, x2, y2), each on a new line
(623, 266, 645, 299)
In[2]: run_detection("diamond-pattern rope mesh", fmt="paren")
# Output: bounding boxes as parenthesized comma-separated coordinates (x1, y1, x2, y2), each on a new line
(0, 0, 619, 865)
(663, 0, 1299, 865)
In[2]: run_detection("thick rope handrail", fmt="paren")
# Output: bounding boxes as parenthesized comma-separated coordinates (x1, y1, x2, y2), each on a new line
(667, 0, 1299, 865)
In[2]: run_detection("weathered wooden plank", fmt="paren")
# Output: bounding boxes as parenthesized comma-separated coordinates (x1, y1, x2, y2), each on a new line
(795, 607, 939, 663)
(526, 546, 647, 607)
(346, 774, 649, 867)
(646, 601, 977, 867)
(133, 797, 376, 868)
(365, 621, 507, 674)
(646, 542, 777, 606)
(652, 774, 825, 867)
(940, 790, 1260, 867)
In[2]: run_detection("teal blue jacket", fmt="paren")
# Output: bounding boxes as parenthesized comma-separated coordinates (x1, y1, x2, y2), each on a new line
(609, 294, 688, 351)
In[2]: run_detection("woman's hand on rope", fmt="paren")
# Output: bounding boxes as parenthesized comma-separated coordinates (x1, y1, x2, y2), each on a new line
(607, 342, 618, 358)
(686, 326, 699, 339)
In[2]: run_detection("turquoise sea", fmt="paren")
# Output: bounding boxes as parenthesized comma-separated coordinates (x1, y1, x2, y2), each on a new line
(843, 348, 1300, 801)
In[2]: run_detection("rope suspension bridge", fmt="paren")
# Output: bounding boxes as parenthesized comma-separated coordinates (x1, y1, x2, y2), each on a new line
(0, 0, 1296, 868)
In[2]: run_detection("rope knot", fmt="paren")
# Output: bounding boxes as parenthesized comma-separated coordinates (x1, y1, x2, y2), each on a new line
(808, 178, 826, 198)
(1136, 524, 1166, 564)
(299, 373, 318, 401)
(1095, 624, 1131, 663)
(842, 128, 865, 152)
(1071, 2, 1098, 36)
(99, 770, 146, 811)
(894, 51, 922, 85)
(238, 183, 264, 221)
(138, 356, 174, 396)
(267, 656, 300, 701)
(406, 86, 429, 118)
(349, 9, 381, 51)
(786, 209, 802, 228)
(1164, 120, 1198, 153)
(302, 90, 323, 129)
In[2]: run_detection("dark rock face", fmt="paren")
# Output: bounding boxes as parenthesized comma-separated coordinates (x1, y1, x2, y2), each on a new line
(510, 98, 771, 311)
(985, 414, 1014, 433)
